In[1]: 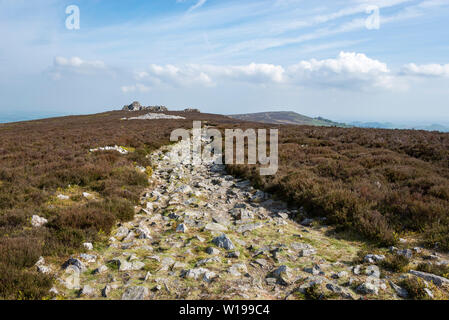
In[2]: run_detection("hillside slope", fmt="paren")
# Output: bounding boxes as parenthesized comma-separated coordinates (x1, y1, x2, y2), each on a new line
(229, 111, 348, 127)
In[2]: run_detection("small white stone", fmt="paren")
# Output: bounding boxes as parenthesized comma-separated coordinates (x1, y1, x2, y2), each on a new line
(83, 242, 93, 250)
(31, 215, 48, 227)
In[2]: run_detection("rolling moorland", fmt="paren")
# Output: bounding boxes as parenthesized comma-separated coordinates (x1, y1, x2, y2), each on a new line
(229, 111, 349, 127)
(0, 109, 449, 300)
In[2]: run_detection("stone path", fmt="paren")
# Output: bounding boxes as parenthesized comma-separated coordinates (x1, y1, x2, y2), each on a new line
(45, 134, 448, 300)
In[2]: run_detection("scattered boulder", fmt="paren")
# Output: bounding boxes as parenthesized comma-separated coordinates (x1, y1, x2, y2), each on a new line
(365, 265, 381, 278)
(62, 258, 85, 272)
(357, 282, 379, 295)
(228, 264, 247, 277)
(304, 264, 322, 276)
(364, 254, 385, 264)
(271, 265, 292, 285)
(409, 270, 449, 287)
(300, 218, 314, 226)
(299, 248, 316, 257)
(121, 286, 149, 300)
(389, 281, 408, 298)
(31, 215, 48, 227)
(102, 285, 111, 298)
(212, 234, 235, 250)
(236, 223, 263, 233)
(182, 268, 216, 282)
(397, 249, 413, 259)
(205, 222, 227, 232)
(206, 247, 220, 255)
(114, 226, 129, 241)
(176, 224, 188, 233)
(79, 285, 96, 297)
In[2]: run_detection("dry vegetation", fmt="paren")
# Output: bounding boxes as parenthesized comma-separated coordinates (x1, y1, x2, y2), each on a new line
(0, 110, 236, 299)
(225, 124, 449, 249)
(1, 110, 448, 300)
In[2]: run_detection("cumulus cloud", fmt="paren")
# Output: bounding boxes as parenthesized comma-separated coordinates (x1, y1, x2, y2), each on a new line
(401, 63, 449, 77)
(50, 56, 109, 79)
(287, 52, 394, 89)
(124, 52, 399, 91)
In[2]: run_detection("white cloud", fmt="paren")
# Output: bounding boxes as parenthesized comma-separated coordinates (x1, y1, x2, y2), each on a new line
(287, 52, 395, 89)
(124, 52, 403, 91)
(54, 56, 106, 69)
(50, 56, 109, 79)
(401, 63, 449, 77)
(121, 83, 151, 93)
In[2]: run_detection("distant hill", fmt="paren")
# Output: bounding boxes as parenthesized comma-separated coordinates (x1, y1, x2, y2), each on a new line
(351, 121, 449, 132)
(229, 111, 349, 127)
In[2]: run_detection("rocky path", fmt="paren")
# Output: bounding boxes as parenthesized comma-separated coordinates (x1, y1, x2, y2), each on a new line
(45, 137, 449, 300)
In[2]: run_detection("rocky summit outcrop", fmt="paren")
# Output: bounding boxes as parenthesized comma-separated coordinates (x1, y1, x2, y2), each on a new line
(122, 102, 168, 112)
(184, 108, 201, 113)
(46, 130, 449, 300)
(122, 101, 144, 111)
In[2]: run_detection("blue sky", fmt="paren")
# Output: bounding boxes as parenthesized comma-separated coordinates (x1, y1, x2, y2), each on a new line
(1, 0, 449, 124)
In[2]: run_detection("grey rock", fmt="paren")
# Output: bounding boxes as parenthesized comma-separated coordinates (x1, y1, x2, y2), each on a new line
(176, 223, 188, 233)
(226, 251, 240, 259)
(304, 264, 322, 276)
(80, 253, 97, 263)
(196, 257, 220, 267)
(236, 223, 263, 233)
(409, 270, 449, 287)
(93, 265, 108, 274)
(135, 226, 151, 239)
(300, 218, 314, 226)
(299, 248, 316, 257)
(206, 247, 220, 255)
(228, 264, 247, 277)
(326, 283, 343, 293)
(212, 234, 235, 250)
(272, 265, 292, 284)
(352, 265, 362, 275)
(424, 288, 434, 299)
(62, 258, 85, 272)
(102, 285, 111, 298)
(332, 271, 348, 279)
(365, 265, 381, 278)
(357, 282, 379, 295)
(389, 281, 408, 298)
(364, 254, 385, 264)
(121, 286, 149, 300)
(291, 242, 314, 251)
(397, 249, 413, 259)
(114, 226, 129, 240)
(182, 268, 216, 282)
(205, 222, 227, 232)
(79, 285, 96, 297)
(37, 264, 51, 274)
(254, 259, 269, 268)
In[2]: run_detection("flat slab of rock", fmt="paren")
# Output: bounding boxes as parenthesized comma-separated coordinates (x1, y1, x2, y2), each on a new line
(121, 286, 149, 300)
(409, 270, 449, 287)
(205, 222, 228, 232)
(236, 223, 263, 233)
